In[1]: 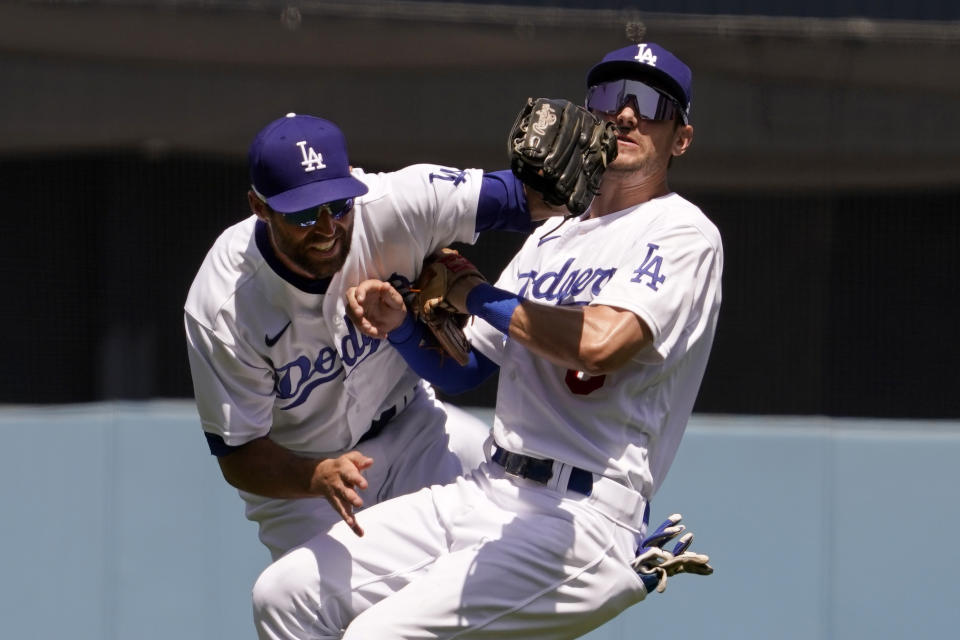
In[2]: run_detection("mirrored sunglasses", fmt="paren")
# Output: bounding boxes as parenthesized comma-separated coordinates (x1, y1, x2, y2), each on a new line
(280, 198, 354, 227)
(585, 79, 684, 123)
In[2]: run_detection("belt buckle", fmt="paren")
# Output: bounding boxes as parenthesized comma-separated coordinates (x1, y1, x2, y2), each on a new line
(502, 452, 530, 479)
(494, 447, 555, 484)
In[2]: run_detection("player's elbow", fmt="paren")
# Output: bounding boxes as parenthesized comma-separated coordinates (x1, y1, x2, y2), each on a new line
(215, 438, 270, 494)
(577, 307, 650, 374)
(217, 454, 248, 491)
(577, 342, 633, 375)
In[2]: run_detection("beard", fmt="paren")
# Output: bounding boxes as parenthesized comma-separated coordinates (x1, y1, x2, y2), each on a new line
(302, 232, 352, 279)
(272, 220, 353, 280)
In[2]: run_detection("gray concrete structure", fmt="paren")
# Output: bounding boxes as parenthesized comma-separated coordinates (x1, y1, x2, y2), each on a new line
(3, 1, 960, 190)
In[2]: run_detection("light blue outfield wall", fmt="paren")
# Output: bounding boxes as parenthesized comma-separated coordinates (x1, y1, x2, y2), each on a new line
(1, 403, 957, 640)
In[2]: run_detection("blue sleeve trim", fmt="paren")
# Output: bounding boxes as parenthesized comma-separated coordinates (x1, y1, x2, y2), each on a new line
(466, 283, 521, 336)
(204, 431, 242, 457)
(476, 171, 532, 233)
(389, 312, 499, 395)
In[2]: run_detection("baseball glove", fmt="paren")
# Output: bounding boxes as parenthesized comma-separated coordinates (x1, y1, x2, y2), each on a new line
(390, 248, 486, 366)
(508, 97, 618, 215)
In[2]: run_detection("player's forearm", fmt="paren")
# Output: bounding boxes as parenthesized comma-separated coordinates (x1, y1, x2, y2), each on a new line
(476, 171, 535, 231)
(511, 302, 622, 374)
(475, 172, 563, 229)
(522, 184, 569, 221)
(217, 436, 325, 499)
(465, 283, 649, 375)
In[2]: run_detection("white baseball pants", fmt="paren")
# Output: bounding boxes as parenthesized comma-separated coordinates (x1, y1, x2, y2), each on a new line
(252, 460, 649, 639)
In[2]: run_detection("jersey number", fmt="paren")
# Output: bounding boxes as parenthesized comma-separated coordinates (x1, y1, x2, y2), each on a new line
(564, 369, 606, 395)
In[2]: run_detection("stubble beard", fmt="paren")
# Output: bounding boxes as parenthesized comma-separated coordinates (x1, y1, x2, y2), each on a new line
(300, 232, 352, 279)
(608, 140, 670, 179)
(273, 223, 353, 280)
(608, 153, 657, 177)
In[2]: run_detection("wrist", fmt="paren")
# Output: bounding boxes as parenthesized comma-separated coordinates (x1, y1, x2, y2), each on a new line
(387, 312, 418, 345)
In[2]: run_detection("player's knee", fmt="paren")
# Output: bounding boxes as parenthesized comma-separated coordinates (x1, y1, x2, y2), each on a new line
(252, 554, 327, 639)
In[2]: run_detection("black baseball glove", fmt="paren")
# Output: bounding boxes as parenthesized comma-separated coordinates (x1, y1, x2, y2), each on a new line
(508, 97, 618, 215)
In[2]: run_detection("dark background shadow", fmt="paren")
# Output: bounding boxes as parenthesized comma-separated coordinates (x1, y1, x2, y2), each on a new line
(3, 1, 958, 418)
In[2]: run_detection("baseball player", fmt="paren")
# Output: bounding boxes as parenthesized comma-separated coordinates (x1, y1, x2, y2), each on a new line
(184, 113, 559, 560)
(252, 42, 721, 639)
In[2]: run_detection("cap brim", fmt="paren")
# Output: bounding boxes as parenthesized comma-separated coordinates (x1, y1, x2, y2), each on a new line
(266, 175, 369, 213)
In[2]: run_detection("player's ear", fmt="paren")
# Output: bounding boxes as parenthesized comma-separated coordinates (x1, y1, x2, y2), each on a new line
(248, 190, 271, 221)
(672, 124, 693, 157)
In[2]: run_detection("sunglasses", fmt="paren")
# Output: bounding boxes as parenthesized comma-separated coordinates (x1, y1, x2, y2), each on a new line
(278, 198, 354, 227)
(585, 79, 685, 123)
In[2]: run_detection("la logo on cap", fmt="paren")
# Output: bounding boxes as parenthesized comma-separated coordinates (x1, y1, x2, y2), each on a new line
(634, 44, 658, 66)
(297, 140, 327, 172)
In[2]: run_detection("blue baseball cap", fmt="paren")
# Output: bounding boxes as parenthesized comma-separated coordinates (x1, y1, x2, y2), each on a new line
(248, 113, 369, 213)
(586, 43, 693, 123)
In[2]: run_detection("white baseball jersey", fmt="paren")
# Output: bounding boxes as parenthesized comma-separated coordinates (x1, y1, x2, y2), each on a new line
(467, 192, 723, 499)
(184, 164, 488, 557)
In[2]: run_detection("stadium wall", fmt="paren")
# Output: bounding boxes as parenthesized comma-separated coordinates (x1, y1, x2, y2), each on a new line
(2, 402, 956, 639)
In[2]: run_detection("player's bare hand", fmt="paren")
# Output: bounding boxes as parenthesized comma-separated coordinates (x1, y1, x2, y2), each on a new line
(313, 451, 374, 537)
(345, 280, 407, 338)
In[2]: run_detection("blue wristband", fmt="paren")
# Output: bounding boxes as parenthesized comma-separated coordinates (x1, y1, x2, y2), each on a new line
(466, 283, 521, 336)
(387, 312, 418, 345)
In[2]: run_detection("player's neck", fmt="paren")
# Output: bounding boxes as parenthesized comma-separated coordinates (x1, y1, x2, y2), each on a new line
(589, 172, 670, 218)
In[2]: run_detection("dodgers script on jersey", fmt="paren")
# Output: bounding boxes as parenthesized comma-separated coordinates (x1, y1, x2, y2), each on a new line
(467, 192, 722, 499)
(184, 164, 486, 555)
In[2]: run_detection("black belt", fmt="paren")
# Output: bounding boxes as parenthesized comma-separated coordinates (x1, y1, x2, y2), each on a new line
(491, 446, 593, 496)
